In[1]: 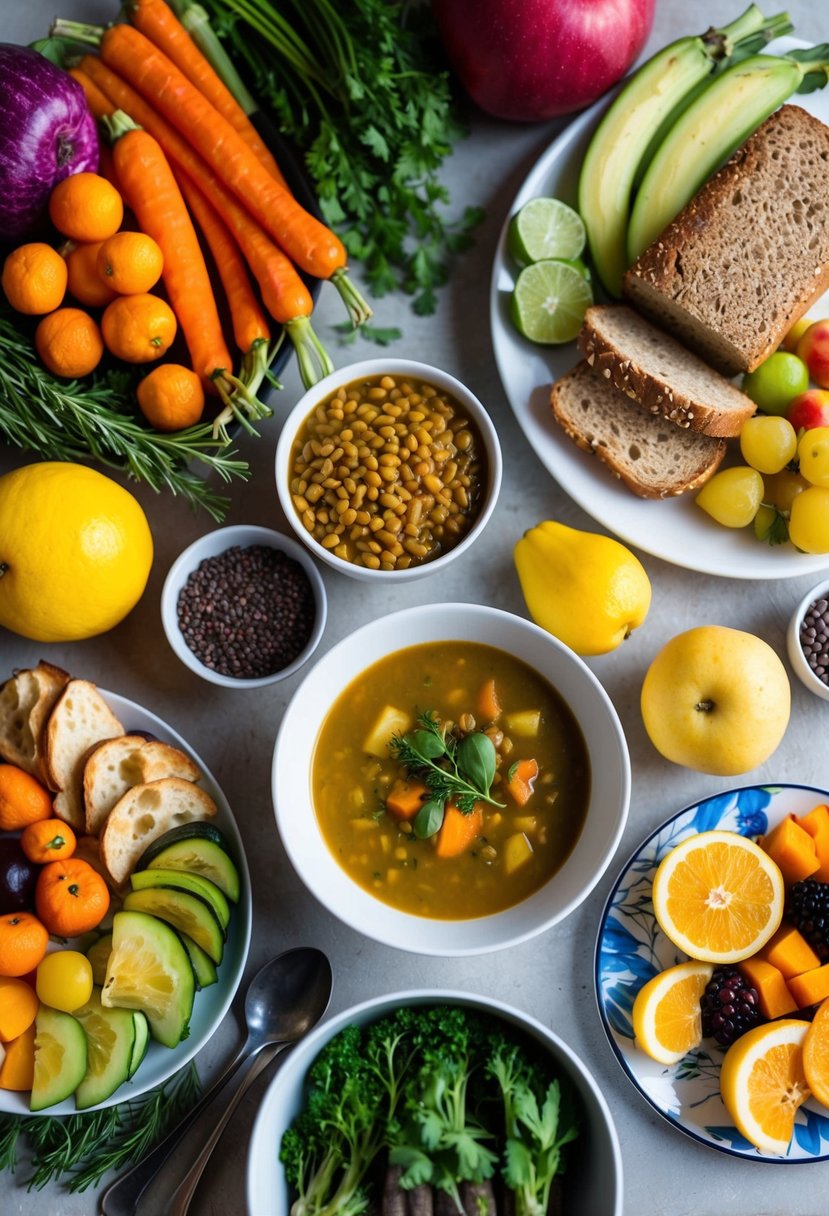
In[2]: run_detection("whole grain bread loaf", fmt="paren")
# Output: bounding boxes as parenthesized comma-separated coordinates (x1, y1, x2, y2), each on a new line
(578, 305, 756, 437)
(550, 362, 726, 498)
(623, 105, 829, 376)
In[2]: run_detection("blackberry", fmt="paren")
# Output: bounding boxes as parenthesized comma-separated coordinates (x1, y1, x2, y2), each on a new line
(700, 966, 764, 1047)
(788, 880, 829, 962)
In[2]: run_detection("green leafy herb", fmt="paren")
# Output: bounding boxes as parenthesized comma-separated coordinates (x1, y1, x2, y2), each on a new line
(332, 321, 404, 348)
(756, 504, 790, 545)
(0, 1062, 201, 1193)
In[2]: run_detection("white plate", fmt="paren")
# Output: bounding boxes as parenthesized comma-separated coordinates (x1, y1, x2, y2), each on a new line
(0, 690, 252, 1116)
(490, 36, 829, 579)
(595, 782, 829, 1161)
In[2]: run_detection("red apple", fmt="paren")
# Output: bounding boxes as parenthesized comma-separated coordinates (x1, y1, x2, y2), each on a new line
(431, 0, 655, 122)
(797, 321, 829, 388)
(787, 389, 829, 433)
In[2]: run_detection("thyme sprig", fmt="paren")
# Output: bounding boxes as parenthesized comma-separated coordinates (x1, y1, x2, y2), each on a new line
(0, 1061, 201, 1193)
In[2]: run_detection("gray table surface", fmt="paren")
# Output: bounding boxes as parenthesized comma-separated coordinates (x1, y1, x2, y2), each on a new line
(3, 0, 829, 1212)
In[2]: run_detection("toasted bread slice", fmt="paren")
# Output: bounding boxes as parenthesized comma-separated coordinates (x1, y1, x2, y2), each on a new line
(100, 777, 218, 887)
(84, 735, 202, 836)
(550, 361, 726, 499)
(0, 662, 70, 784)
(44, 680, 124, 831)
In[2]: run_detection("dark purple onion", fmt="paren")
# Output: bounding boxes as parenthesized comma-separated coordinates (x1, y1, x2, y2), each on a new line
(0, 44, 99, 241)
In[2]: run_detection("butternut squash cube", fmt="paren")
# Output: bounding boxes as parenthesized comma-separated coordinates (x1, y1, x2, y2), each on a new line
(798, 804, 829, 883)
(788, 963, 829, 1010)
(503, 709, 541, 738)
(760, 923, 821, 978)
(362, 706, 412, 758)
(738, 957, 797, 1019)
(760, 814, 820, 885)
(503, 831, 534, 875)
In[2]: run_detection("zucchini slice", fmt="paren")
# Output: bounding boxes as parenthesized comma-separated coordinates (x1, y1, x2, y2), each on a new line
(74, 988, 136, 1110)
(129, 1011, 150, 1077)
(130, 868, 231, 930)
(138, 825, 241, 903)
(122, 888, 225, 965)
(103, 910, 195, 1048)
(31, 1007, 88, 1112)
(180, 933, 218, 989)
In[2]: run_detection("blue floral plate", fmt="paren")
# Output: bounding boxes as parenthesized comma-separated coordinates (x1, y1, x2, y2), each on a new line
(595, 783, 829, 1162)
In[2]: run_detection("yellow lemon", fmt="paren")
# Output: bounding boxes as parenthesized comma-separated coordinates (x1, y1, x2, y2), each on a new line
(632, 960, 713, 1064)
(0, 462, 153, 642)
(720, 1019, 810, 1155)
(514, 520, 651, 655)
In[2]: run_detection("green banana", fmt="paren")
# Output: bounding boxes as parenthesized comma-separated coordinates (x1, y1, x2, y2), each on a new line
(627, 49, 829, 263)
(578, 4, 793, 298)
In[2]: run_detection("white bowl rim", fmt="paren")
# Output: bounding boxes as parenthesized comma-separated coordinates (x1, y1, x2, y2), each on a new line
(274, 358, 503, 583)
(247, 986, 624, 1216)
(787, 575, 829, 703)
(272, 601, 631, 955)
(160, 523, 328, 689)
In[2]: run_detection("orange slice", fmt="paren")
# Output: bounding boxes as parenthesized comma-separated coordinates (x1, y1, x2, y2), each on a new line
(652, 830, 784, 963)
(803, 996, 829, 1107)
(720, 1019, 810, 1154)
(632, 961, 713, 1064)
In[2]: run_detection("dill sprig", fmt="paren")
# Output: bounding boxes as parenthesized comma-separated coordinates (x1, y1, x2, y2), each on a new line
(0, 306, 250, 521)
(0, 1061, 201, 1193)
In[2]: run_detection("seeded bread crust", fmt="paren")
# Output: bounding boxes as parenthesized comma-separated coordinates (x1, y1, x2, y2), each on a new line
(623, 105, 829, 376)
(550, 362, 726, 499)
(578, 305, 756, 438)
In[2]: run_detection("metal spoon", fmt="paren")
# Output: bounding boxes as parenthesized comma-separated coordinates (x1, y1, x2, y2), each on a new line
(99, 946, 333, 1216)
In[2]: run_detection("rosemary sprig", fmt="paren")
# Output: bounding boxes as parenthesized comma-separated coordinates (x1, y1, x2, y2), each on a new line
(0, 1061, 201, 1193)
(0, 306, 250, 521)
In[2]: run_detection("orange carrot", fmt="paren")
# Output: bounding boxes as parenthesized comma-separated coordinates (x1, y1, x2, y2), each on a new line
(505, 758, 539, 807)
(476, 678, 501, 724)
(69, 67, 116, 119)
(435, 803, 484, 859)
(126, 0, 288, 188)
(97, 24, 370, 322)
(386, 778, 429, 822)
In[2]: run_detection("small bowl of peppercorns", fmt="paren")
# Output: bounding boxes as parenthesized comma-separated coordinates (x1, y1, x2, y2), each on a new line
(161, 524, 327, 688)
(787, 576, 829, 703)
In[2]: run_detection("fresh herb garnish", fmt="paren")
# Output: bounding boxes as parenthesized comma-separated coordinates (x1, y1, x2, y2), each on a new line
(0, 1062, 201, 1193)
(391, 711, 505, 839)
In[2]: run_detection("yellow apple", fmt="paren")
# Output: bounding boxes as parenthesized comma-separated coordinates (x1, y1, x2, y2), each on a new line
(640, 626, 790, 776)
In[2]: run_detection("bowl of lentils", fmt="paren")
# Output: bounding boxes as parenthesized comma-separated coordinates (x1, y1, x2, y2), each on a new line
(787, 576, 829, 703)
(275, 359, 503, 582)
(161, 525, 327, 688)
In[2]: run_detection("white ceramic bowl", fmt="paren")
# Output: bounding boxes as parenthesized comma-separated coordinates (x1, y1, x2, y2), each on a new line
(272, 602, 630, 955)
(161, 524, 327, 689)
(787, 576, 829, 703)
(274, 358, 503, 583)
(247, 988, 623, 1216)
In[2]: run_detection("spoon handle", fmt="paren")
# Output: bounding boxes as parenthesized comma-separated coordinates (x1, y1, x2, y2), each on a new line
(134, 1041, 288, 1216)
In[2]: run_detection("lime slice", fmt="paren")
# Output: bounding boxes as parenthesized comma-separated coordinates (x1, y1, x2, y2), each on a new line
(507, 198, 586, 265)
(510, 260, 593, 345)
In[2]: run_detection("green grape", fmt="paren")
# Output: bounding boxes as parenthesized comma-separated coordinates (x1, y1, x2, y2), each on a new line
(753, 504, 789, 545)
(696, 467, 764, 528)
(762, 468, 810, 512)
(742, 352, 809, 415)
(789, 486, 829, 553)
(797, 426, 829, 488)
(739, 415, 798, 474)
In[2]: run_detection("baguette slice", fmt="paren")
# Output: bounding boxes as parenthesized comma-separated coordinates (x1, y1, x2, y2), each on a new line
(550, 361, 726, 499)
(84, 735, 202, 837)
(0, 662, 70, 784)
(44, 680, 124, 831)
(100, 777, 218, 887)
(578, 305, 756, 438)
(623, 105, 829, 375)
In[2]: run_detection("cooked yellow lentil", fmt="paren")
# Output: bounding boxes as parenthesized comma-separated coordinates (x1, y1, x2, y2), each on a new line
(288, 374, 487, 570)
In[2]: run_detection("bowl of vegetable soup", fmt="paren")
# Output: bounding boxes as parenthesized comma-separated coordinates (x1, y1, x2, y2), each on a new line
(272, 602, 630, 955)
(247, 989, 623, 1216)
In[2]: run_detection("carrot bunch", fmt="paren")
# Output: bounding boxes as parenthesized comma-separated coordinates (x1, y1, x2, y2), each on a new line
(54, 0, 371, 431)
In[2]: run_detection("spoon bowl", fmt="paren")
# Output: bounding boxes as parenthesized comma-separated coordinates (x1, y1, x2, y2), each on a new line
(245, 948, 333, 1044)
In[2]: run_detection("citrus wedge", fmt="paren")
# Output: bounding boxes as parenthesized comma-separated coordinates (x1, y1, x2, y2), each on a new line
(652, 830, 784, 963)
(632, 960, 713, 1064)
(802, 996, 829, 1107)
(720, 1019, 810, 1155)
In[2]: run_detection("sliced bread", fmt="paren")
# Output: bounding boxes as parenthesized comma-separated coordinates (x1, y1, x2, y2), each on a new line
(578, 305, 756, 437)
(623, 105, 829, 376)
(549, 361, 726, 498)
(43, 680, 124, 831)
(100, 776, 218, 887)
(0, 662, 70, 784)
(83, 735, 202, 837)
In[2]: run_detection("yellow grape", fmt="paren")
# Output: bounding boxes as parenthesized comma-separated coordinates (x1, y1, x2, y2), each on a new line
(696, 467, 764, 528)
(739, 415, 797, 474)
(789, 486, 829, 553)
(797, 426, 829, 488)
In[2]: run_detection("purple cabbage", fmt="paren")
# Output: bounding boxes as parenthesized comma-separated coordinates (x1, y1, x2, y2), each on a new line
(0, 44, 99, 241)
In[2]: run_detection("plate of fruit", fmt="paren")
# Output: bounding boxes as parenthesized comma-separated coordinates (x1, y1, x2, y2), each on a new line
(490, 20, 829, 579)
(0, 662, 251, 1115)
(595, 783, 829, 1161)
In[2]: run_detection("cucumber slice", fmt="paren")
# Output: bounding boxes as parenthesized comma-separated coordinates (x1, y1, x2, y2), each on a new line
(122, 888, 225, 965)
(87, 934, 113, 987)
(103, 910, 195, 1048)
(180, 933, 218, 989)
(73, 988, 135, 1110)
(130, 868, 230, 930)
(31, 1007, 88, 1112)
(138, 826, 241, 903)
(129, 1011, 150, 1077)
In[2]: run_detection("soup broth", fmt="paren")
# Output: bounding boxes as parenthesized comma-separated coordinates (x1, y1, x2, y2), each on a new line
(311, 641, 590, 919)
